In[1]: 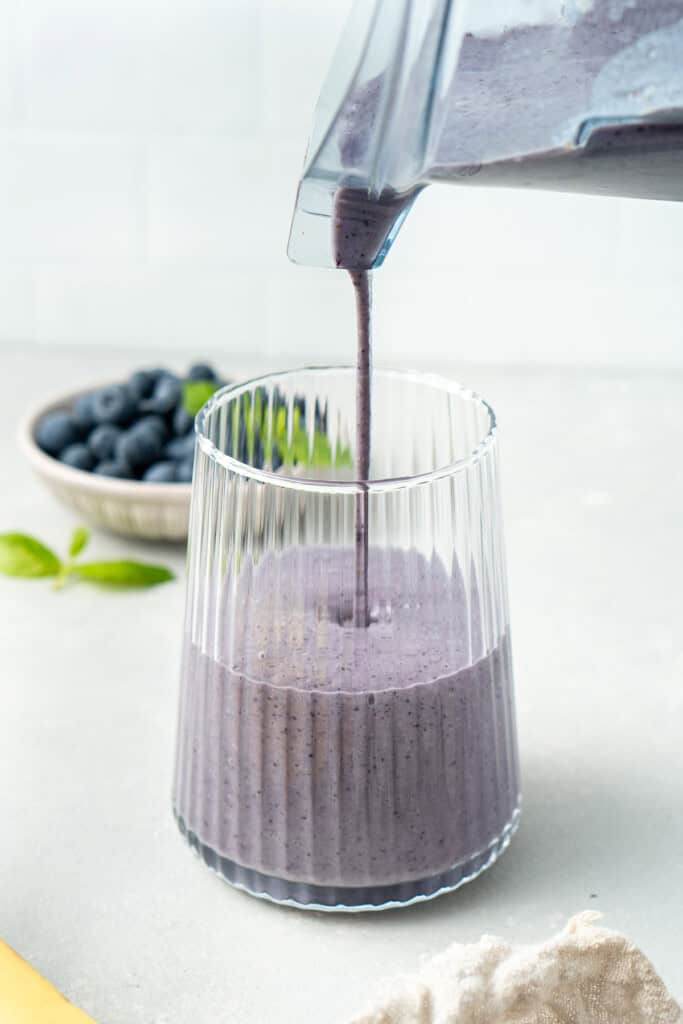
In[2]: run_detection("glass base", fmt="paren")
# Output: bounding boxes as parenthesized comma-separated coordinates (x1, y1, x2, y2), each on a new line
(173, 805, 521, 912)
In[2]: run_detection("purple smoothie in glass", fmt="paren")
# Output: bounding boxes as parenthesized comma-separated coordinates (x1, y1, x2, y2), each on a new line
(173, 545, 520, 907)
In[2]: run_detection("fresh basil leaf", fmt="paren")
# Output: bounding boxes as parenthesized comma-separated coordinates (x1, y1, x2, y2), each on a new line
(0, 532, 61, 578)
(334, 441, 353, 469)
(72, 561, 175, 587)
(68, 525, 90, 559)
(267, 402, 353, 470)
(312, 430, 332, 467)
(182, 379, 220, 417)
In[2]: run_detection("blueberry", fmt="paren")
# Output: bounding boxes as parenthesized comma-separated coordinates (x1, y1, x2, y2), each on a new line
(143, 461, 177, 483)
(164, 433, 195, 462)
(72, 393, 96, 431)
(35, 412, 81, 456)
(116, 423, 163, 470)
(272, 386, 285, 411)
(135, 414, 168, 442)
(252, 435, 264, 469)
(59, 443, 95, 471)
(293, 396, 306, 422)
(137, 415, 167, 438)
(314, 398, 328, 433)
(93, 460, 132, 479)
(176, 458, 194, 483)
(187, 362, 216, 381)
(173, 401, 194, 437)
(140, 375, 181, 415)
(88, 424, 123, 461)
(91, 384, 136, 426)
(128, 370, 157, 403)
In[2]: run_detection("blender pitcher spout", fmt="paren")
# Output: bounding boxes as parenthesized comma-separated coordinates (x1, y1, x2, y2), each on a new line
(287, 0, 462, 271)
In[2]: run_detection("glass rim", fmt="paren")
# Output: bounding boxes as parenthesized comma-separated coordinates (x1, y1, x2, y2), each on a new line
(195, 366, 497, 494)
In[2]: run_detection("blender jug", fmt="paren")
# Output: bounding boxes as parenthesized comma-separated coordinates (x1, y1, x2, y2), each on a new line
(288, 0, 683, 271)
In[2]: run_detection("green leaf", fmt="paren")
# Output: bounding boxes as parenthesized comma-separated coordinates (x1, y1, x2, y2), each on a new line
(233, 392, 354, 473)
(71, 560, 175, 587)
(334, 441, 354, 469)
(272, 406, 287, 453)
(312, 430, 332, 467)
(68, 525, 90, 559)
(264, 402, 354, 470)
(0, 532, 61, 578)
(182, 379, 220, 417)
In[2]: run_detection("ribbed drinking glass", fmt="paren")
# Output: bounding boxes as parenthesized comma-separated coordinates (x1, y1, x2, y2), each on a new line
(173, 367, 520, 910)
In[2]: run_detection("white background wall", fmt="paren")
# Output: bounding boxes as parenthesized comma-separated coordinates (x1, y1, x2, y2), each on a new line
(1, 0, 682, 368)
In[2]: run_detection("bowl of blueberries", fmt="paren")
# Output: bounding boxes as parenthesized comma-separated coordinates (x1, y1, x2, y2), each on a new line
(18, 363, 225, 542)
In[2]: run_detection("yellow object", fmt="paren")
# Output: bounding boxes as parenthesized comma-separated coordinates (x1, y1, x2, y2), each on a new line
(0, 939, 95, 1022)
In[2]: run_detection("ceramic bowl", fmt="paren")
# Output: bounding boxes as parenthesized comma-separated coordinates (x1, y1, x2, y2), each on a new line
(18, 388, 192, 542)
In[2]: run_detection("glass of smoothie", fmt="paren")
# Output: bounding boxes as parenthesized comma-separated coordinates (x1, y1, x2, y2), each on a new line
(173, 367, 520, 910)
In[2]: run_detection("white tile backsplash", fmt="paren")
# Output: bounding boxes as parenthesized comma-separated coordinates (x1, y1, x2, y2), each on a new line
(392, 187, 623, 284)
(9, 136, 143, 266)
(1, 0, 683, 367)
(374, 274, 683, 368)
(263, 266, 354, 363)
(147, 137, 285, 269)
(33, 264, 262, 349)
(0, 5, 16, 126)
(18, 0, 260, 135)
(261, 0, 347, 141)
(0, 270, 35, 343)
(616, 197, 683, 285)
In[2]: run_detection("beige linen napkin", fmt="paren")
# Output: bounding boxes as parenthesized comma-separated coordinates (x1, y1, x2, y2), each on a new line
(350, 912, 681, 1024)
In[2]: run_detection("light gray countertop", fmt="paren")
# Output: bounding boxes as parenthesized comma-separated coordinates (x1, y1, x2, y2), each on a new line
(1, 345, 682, 1022)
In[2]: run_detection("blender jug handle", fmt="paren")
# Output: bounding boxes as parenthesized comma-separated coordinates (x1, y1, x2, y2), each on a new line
(287, 0, 464, 270)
